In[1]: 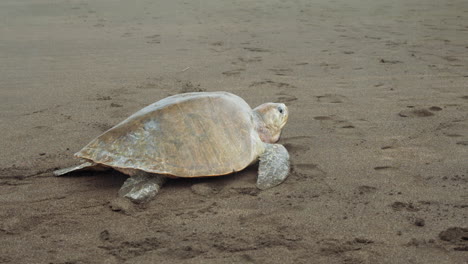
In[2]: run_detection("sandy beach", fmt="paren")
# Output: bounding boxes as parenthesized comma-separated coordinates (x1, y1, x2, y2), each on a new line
(1, 0, 467, 263)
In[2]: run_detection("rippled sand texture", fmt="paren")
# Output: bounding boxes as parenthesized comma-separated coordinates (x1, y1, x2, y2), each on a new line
(0, 0, 467, 263)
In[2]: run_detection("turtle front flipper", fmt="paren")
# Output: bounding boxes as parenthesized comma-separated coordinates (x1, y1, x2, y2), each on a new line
(53, 161, 107, 176)
(118, 173, 166, 203)
(256, 144, 290, 190)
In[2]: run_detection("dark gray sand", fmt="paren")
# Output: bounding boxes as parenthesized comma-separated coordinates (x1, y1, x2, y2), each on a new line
(0, 0, 467, 263)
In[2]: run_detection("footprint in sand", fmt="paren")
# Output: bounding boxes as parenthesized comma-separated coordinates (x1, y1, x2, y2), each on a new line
(391, 201, 420, 212)
(269, 68, 293, 76)
(316, 94, 347, 103)
(398, 107, 439, 117)
(146, 34, 161, 44)
(429, 106, 443, 111)
(32, 125, 50, 131)
(379, 58, 403, 64)
(313, 115, 357, 131)
(438, 227, 468, 251)
(110, 103, 123, 108)
(249, 80, 296, 89)
(222, 69, 245, 76)
(275, 92, 298, 104)
(96, 95, 112, 101)
(443, 133, 463, 138)
(210, 41, 224, 46)
(356, 185, 377, 195)
(441, 56, 459, 62)
(437, 119, 467, 140)
(374, 166, 398, 171)
(179, 82, 205, 93)
(237, 56, 262, 63)
(209, 41, 232, 53)
(313, 116, 333, 121)
(243, 47, 270, 52)
(319, 62, 340, 70)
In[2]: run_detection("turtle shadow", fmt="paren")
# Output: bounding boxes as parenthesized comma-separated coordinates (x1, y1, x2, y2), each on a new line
(59, 170, 128, 190)
(167, 164, 259, 190)
(59, 164, 259, 194)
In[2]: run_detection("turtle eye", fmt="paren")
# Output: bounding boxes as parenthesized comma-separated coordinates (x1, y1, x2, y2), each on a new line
(278, 106, 283, 114)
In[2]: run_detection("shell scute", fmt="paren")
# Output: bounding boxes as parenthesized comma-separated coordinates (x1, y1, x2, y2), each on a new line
(76, 92, 263, 177)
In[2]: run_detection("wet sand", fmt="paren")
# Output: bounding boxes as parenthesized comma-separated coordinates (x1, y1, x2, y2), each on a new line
(0, 0, 467, 263)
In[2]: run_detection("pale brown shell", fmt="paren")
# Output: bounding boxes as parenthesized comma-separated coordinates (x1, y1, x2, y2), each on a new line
(76, 92, 265, 177)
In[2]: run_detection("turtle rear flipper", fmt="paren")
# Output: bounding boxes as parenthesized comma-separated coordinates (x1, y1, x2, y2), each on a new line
(256, 144, 290, 190)
(53, 161, 108, 176)
(118, 173, 166, 203)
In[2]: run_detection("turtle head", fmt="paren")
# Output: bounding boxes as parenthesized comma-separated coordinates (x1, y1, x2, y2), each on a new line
(253, 103, 288, 143)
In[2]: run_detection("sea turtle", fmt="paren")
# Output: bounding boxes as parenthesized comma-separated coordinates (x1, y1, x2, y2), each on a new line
(54, 92, 290, 203)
